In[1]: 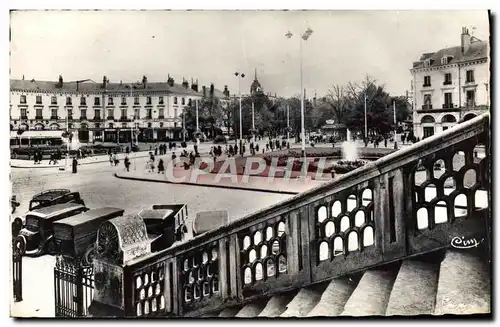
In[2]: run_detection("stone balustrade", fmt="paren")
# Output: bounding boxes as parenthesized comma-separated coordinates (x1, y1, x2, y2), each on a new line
(89, 113, 490, 317)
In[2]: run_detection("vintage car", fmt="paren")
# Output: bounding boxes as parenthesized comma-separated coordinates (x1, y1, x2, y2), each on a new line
(137, 204, 188, 252)
(16, 202, 88, 257)
(53, 207, 125, 265)
(28, 189, 85, 211)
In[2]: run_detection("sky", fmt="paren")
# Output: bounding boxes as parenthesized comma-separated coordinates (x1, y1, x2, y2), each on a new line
(10, 10, 490, 98)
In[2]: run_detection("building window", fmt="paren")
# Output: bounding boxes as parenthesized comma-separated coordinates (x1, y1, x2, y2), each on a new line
(423, 76, 431, 87)
(466, 90, 476, 107)
(174, 97, 178, 105)
(51, 96, 57, 105)
(188, 98, 192, 106)
(35, 109, 43, 119)
(108, 96, 114, 106)
(67, 109, 73, 119)
(122, 123, 127, 128)
(20, 109, 27, 119)
(51, 109, 58, 119)
(66, 97, 72, 105)
(121, 109, 127, 119)
(146, 97, 152, 105)
(466, 70, 475, 83)
(423, 59, 430, 67)
(109, 123, 114, 128)
(443, 73, 452, 85)
(181, 98, 185, 105)
(160, 122, 164, 128)
(147, 109, 152, 119)
(147, 122, 152, 128)
(80, 97, 86, 106)
(121, 97, 127, 105)
(68, 123, 73, 129)
(444, 92, 453, 108)
(134, 109, 140, 119)
(158, 109, 164, 118)
(94, 97, 100, 106)
(134, 97, 139, 105)
(159, 96, 164, 105)
(20, 95, 26, 104)
(174, 108, 178, 118)
(135, 123, 140, 129)
(36, 95, 42, 104)
(423, 94, 432, 110)
(94, 109, 101, 120)
(107, 109, 114, 119)
(81, 109, 87, 120)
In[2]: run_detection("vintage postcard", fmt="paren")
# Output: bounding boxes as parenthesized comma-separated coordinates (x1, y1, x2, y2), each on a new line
(9, 9, 491, 318)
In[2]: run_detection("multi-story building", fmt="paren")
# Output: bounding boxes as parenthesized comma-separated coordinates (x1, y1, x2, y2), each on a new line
(410, 27, 489, 139)
(10, 75, 230, 143)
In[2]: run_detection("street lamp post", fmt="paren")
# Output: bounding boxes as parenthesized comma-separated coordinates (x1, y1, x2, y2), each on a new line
(364, 93, 368, 145)
(251, 101, 255, 144)
(235, 72, 245, 155)
(286, 104, 290, 145)
(286, 27, 313, 164)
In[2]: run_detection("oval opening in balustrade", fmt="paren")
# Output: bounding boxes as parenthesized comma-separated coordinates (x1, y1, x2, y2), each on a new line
(347, 194, 357, 212)
(203, 281, 210, 296)
(454, 194, 468, 217)
(415, 160, 426, 187)
(331, 201, 342, 217)
(417, 207, 429, 229)
(260, 244, 268, 258)
(202, 252, 209, 264)
(211, 248, 218, 261)
(140, 289, 146, 300)
(266, 258, 275, 277)
(188, 271, 195, 284)
(452, 152, 465, 171)
(255, 263, 263, 281)
(183, 258, 189, 271)
(207, 262, 216, 277)
(194, 284, 201, 300)
(272, 240, 280, 255)
(325, 221, 335, 237)
(249, 249, 257, 263)
(212, 278, 219, 293)
(355, 210, 365, 227)
(266, 226, 274, 241)
(197, 267, 204, 280)
(433, 159, 446, 179)
(317, 206, 328, 223)
(435, 201, 448, 224)
(244, 267, 252, 285)
(136, 276, 142, 289)
(463, 169, 477, 189)
(340, 216, 350, 232)
(363, 226, 374, 247)
(136, 303, 142, 316)
(158, 267, 164, 281)
(475, 190, 488, 209)
(444, 177, 455, 195)
(151, 271, 156, 284)
(152, 298, 157, 312)
(425, 184, 437, 202)
(348, 231, 359, 252)
(144, 301, 150, 315)
(148, 285, 153, 298)
(243, 236, 251, 250)
(362, 189, 373, 207)
(278, 255, 287, 272)
(160, 295, 165, 310)
(254, 231, 263, 245)
(278, 222, 286, 237)
(155, 283, 161, 295)
(319, 241, 329, 261)
(143, 273, 149, 286)
(333, 237, 343, 256)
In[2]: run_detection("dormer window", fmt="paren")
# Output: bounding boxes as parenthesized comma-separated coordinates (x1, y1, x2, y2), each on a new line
(441, 56, 454, 65)
(423, 59, 431, 67)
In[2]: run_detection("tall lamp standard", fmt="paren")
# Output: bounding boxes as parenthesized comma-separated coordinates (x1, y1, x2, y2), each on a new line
(286, 27, 313, 163)
(234, 72, 245, 155)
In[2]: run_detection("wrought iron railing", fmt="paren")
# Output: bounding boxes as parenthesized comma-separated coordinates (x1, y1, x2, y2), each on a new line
(122, 113, 490, 317)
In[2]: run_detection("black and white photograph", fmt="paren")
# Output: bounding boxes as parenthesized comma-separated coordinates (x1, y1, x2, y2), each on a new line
(8, 9, 491, 318)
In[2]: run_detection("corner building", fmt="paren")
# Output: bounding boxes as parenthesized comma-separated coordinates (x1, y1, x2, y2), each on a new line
(410, 27, 489, 139)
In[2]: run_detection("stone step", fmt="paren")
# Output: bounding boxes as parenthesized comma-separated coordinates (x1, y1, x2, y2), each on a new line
(434, 249, 491, 315)
(235, 301, 267, 318)
(258, 294, 296, 317)
(307, 275, 360, 317)
(341, 263, 401, 316)
(280, 282, 329, 317)
(218, 306, 241, 318)
(386, 256, 441, 316)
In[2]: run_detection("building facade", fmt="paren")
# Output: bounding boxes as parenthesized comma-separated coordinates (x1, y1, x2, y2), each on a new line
(10, 75, 230, 144)
(410, 27, 489, 139)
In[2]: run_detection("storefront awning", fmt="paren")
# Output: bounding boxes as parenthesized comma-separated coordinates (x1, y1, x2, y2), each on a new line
(10, 130, 64, 139)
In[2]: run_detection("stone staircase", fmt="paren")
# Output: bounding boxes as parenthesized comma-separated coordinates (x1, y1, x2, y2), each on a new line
(202, 249, 490, 317)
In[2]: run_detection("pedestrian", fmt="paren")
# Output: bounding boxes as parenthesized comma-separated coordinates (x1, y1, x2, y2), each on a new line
(72, 157, 78, 174)
(155, 147, 158, 156)
(158, 158, 165, 174)
(124, 156, 130, 172)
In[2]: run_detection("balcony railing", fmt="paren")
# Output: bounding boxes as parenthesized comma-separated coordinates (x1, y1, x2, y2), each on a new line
(107, 116, 115, 120)
(120, 117, 132, 122)
(95, 113, 491, 317)
(465, 101, 476, 108)
(442, 103, 454, 109)
(443, 81, 452, 85)
(20, 116, 28, 120)
(145, 116, 153, 120)
(35, 116, 43, 120)
(422, 83, 431, 87)
(158, 115, 165, 119)
(465, 79, 475, 84)
(50, 116, 58, 120)
(80, 116, 88, 121)
(421, 105, 433, 110)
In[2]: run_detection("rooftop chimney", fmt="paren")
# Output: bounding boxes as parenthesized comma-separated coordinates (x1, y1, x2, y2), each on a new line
(22, 75, 24, 80)
(461, 27, 471, 54)
(142, 75, 148, 88)
(210, 83, 214, 95)
(223, 85, 229, 97)
(191, 80, 199, 92)
(202, 86, 206, 97)
(102, 75, 108, 89)
(182, 78, 189, 89)
(167, 75, 174, 87)
(56, 75, 63, 88)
